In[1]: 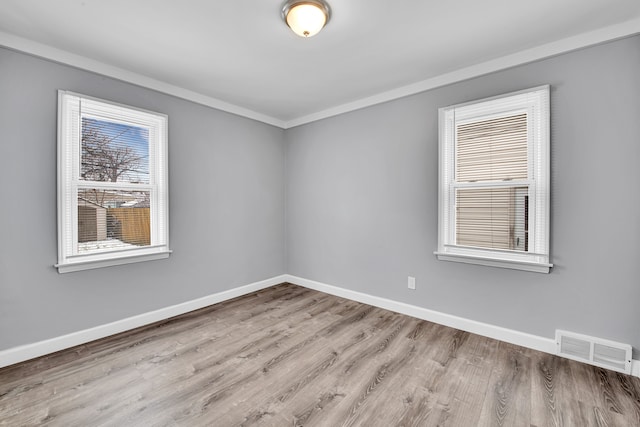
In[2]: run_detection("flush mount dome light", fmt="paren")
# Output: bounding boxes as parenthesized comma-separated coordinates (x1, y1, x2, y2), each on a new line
(282, 0, 331, 38)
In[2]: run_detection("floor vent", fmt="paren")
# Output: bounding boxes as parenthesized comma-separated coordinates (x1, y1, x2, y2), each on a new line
(556, 330, 631, 374)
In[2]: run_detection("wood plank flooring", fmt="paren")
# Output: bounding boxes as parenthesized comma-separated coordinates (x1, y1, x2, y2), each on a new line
(1, 283, 639, 426)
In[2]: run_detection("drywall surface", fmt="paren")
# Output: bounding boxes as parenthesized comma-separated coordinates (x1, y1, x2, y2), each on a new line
(0, 47, 285, 351)
(285, 35, 640, 358)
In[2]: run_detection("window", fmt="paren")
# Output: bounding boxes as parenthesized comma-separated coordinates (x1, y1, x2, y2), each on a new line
(435, 86, 551, 273)
(56, 91, 170, 273)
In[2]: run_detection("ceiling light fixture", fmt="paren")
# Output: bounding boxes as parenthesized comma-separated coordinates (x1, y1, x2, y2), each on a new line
(282, 0, 331, 38)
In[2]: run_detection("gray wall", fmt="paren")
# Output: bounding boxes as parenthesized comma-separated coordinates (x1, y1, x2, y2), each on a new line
(0, 48, 286, 351)
(286, 35, 640, 358)
(2, 36, 639, 361)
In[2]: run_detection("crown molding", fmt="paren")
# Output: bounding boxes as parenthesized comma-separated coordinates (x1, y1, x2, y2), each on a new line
(0, 30, 286, 129)
(2, 16, 639, 130)
(284, 17, 640, 128)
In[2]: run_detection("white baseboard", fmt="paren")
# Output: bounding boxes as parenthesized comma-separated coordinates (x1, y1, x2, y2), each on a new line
(285, 274, 557, 354)
(2, 274, 638, 379)
(0, 275, 287, 369)
(285, 274, 640, 378)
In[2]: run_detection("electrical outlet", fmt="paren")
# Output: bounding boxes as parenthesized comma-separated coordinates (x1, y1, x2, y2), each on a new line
(408, 276, 416, 290)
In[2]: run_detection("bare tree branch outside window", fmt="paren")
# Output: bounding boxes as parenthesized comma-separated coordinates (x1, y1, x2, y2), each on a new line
(81, 118, 147, 183)
(80, 118, 150, 208)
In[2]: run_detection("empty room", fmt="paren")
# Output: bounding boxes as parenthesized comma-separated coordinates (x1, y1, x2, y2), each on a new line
(1, 1, 639, 425)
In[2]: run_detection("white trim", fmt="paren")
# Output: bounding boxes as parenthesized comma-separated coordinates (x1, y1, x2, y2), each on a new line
(0, 31, 285, 129)
(0, 275, 287, 369)
(57, 91, 171, 273)
(284, 19, 640, 128)
(284, 275, 556, 354)
(285, 275, 640, 378)
(434, 252, 552, 273)
(1, 274, 638, 378)
(2, 19, 639, 129)
(55, 251, 172, 273)
(436, 86, 550, 272)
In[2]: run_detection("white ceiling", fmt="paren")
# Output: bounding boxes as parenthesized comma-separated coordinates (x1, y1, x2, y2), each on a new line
(1, 0, 639, 127)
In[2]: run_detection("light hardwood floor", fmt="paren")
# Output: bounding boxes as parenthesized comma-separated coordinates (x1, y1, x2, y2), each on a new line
(1, 283, 639, 426)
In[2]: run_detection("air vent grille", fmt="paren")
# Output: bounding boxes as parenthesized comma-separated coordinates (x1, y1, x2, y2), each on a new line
(556, 330, 631, 374)
(560, 335, 590, 359)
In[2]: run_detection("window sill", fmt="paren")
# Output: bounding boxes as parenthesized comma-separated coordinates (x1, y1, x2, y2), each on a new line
(434, 251, 552, 273)
(55, 250, 172, 273)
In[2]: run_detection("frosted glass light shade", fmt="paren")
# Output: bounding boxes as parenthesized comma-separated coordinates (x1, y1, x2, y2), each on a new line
(283, 1, 331, 37)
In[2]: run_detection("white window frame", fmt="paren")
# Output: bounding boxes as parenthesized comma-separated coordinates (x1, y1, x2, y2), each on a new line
(56, 91, 170, 273)
(435, 85, 551, 273)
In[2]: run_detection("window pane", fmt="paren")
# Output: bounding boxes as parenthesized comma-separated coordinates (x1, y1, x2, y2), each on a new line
(78, 189, 150, 253)
(456, 113, 527, 182)
(81, 117, 149, 184)
(456, 186, 528, 251)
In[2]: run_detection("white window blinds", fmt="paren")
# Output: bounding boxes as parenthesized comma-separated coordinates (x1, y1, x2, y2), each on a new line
(57, 91, 170, 273)
(436, 85, 551, 273)
(455, 187, 528, 251)
(455, 113, 529, 252)
(456, 113, 528, 182)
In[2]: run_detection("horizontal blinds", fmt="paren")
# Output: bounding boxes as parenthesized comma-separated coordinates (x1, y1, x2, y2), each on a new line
(77, 189, 151, 252)
(455, 112, 529, 252)
(57, 91, 169, 271)
(77, 111, 152, 253)
(456, 187, 528, 251)
(438, 85, 549, 266)
(81, 116, 150, 184)
(456, 113, 527, 182)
